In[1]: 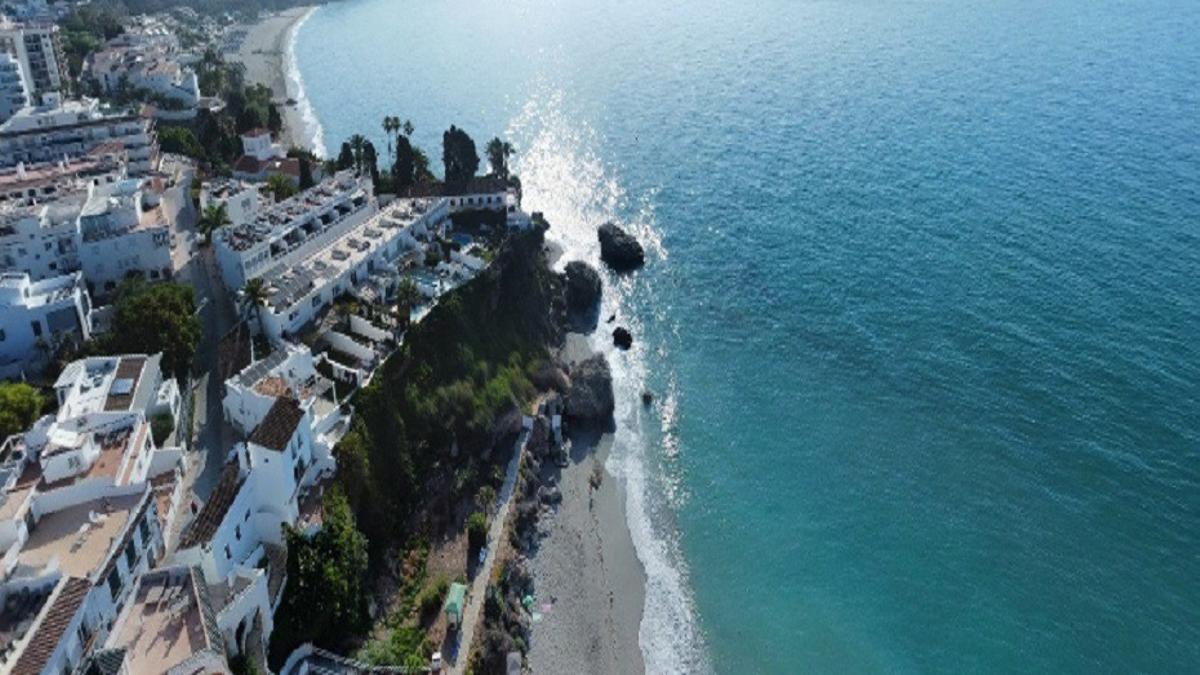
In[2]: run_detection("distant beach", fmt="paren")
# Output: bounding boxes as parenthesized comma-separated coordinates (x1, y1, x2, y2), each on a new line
(230, 6, 320, 154)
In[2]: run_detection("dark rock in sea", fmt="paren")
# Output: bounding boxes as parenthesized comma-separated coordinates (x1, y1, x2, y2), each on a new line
(642, 391, 653, 406)
(564, 260, 602, 313)
(613, 326, 633, 350)
(564, 354, 615, 422)
(598, 222, 645, 271)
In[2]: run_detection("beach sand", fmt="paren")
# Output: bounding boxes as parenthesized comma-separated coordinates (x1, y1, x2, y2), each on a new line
(230, 7, 313, 151)
(527, 335, 647, 674)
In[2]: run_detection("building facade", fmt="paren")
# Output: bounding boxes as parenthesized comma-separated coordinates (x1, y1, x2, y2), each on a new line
(0, 270, 93, 378)
(0, 95, 158, 174)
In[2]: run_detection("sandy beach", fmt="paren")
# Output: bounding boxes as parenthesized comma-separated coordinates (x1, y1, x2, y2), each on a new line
(526, 334, 647, 674)
(230, 7, 314, 151)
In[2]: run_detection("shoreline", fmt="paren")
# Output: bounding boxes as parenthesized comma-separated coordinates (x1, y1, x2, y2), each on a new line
(525, 334, 647, 674)
(230, 6, 321, 154)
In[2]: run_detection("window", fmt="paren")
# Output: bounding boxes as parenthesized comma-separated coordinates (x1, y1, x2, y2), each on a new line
(138, 517, 150, 546)
(0, 329, 5, 341)
(244, 509, 251, 522)
(124, 540, 136, 568)
(106, 568, 122, 600)
(224, 545, 232, 560)
(235, 525, 241, 540)
(311, 296, 320, 308)
(30, 321, 41, 337)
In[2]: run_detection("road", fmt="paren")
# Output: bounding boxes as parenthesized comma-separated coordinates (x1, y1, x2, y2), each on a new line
(450, 422, 530, 674)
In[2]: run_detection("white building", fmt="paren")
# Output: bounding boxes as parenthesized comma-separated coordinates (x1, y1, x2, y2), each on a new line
(98, 565, 236, 675)
(87, 27, 201, 108)
(0, 19, 66, 101)
(0, 271, 93, 379)
(0, 147, 125, 205)
(0, 53, 29, 123)
(239, 128, 284, 162)
(199, 178, 260, 229)
(0, 95, 158, 174)
(77, 178, 174, 293)
(403, 176, 528, 228)
(0, 484, 166, 675)
(213, 170, 375, 292)
(222, 342, 350, 447)
(175, 392, 331, 583)
(254, 195, 448, 342)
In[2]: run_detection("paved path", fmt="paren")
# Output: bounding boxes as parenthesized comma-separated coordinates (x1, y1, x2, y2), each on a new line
(450, 421, 530, 674)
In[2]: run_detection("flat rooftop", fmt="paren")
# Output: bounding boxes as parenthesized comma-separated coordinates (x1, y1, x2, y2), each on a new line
(15, 491, 141, 579)
(110, 568, 219, 674)
(263, 196, 441, 312)
(215, 171, 366, 252)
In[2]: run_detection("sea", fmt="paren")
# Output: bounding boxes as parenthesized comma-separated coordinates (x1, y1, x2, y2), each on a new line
(289, 0, 1200, 672)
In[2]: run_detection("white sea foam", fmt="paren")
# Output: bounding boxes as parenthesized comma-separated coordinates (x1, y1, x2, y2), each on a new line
(509, 84, 710, 674)
(284, 8, 328, 158)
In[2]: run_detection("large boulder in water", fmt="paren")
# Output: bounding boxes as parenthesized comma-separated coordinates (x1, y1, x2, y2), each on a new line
(598, 223, 645, 271)
(565, 354, 615, 422)
(564, 261, 602, 313)
(612, 326, 633, 350)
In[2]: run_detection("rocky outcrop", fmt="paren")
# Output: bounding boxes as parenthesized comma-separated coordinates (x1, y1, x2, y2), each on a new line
(564, 261, 602, 313)
(564, 354, 615, 422)
(612, 326, 632, 350)
(598, 223, 645, 271)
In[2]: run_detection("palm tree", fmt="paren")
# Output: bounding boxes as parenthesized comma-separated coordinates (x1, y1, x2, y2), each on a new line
(242, 278, 270, 342)
(485, 137, 515, 179)
(265, 174, 297, 203)
(348, 134, 367, 174)
(394, 277, 421, 328)
(198, 203, 230, 244)
(382, 116, 399, 164)
(402, 119, 414, 138)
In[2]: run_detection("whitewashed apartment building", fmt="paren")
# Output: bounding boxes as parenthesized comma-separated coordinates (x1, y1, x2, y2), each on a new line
(0, 270, 93, 379)
(0, 95, 158, 174)
(213, 170, 375, 293)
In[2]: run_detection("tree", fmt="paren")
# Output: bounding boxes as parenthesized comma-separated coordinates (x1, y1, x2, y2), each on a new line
(382, 115, 399, 164)
(108, 280, 201, 381)
(402, 119, 414, 138)
(395, 277, 421, 326)
(266, 174, 298, 203)
(336, 142, 354, 171)
(442, 125, 479, 184)
(361, 140, 379, 185)
(392, 135, 417, 190)
(159, 126, 204, 158)
(242, 278, 270, 339)
(485, 137, 514, 179)
(298, 154, 315, 189)
(269, 488, 369, 667)
(348, 134, 367, 174)
(198, 203, 230, 244)
(0, 383, 43, 440)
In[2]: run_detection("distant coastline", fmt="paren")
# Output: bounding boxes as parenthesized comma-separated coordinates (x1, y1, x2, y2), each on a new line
(230, 6, 324, 155)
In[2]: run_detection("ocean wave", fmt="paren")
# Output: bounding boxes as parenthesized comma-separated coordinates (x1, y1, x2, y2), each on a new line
(510, 84, 710, 674)
(284, 7, 328, 158)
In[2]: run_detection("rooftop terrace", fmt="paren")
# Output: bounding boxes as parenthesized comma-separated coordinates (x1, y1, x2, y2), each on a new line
(15, 491, 142, 580)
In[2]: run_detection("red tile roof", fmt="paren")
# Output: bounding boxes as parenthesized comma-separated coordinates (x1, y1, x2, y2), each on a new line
(179, 462, 244, 549)
(11, 578, 91, 675)
(248, 397, 304, 452)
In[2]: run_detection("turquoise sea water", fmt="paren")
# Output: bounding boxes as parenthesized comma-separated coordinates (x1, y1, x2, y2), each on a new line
(293, 0, 1200, 671)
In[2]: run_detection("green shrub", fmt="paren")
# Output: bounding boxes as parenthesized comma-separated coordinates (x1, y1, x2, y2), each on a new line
(467, 511, 488, 549)
(150, 413, 174, 446)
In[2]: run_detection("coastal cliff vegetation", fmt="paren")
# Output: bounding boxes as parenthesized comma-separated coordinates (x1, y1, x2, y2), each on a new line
(269, 220, 564, 666)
